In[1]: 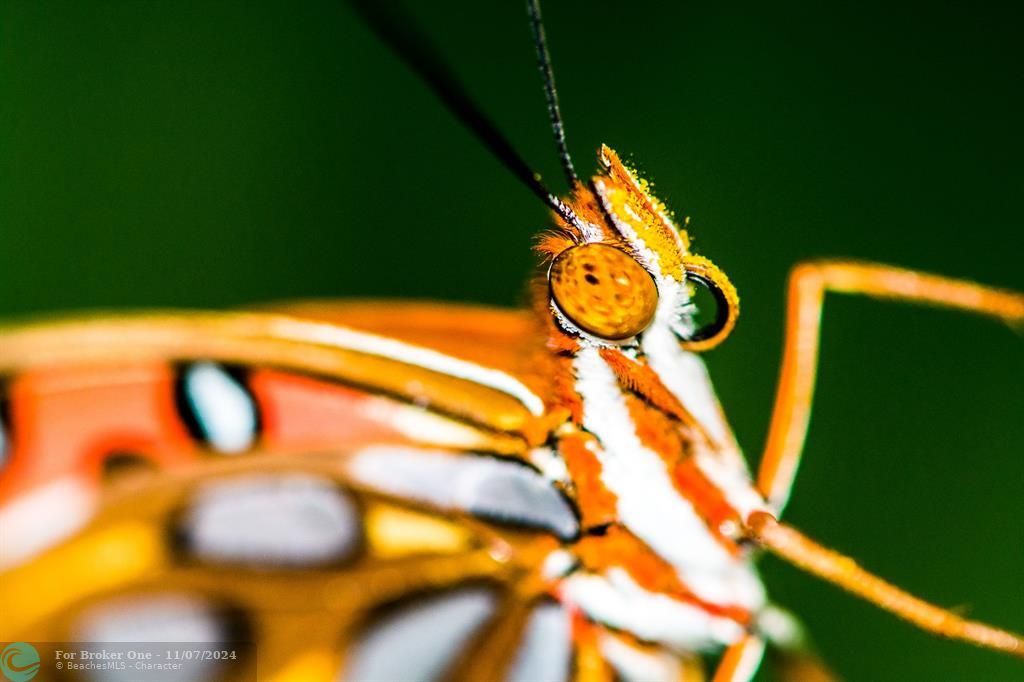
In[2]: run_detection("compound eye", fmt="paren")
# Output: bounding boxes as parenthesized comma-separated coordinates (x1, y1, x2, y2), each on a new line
(549, 243, 658, 340)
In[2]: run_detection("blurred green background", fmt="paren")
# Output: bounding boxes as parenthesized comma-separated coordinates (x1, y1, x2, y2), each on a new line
(2, 1, 1021, 679)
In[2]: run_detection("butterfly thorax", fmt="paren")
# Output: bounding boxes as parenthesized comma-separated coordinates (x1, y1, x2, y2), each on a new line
(533, 147, 770, 653)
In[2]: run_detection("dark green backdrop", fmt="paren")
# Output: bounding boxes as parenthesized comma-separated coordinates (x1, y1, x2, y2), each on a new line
(2, 1, 1022, 679)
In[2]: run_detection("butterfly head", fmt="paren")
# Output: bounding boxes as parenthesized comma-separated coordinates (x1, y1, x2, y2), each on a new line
(540, 146, 739, 351)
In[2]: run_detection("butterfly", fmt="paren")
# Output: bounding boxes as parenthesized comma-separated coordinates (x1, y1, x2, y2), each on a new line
(1, 1, 1022, 681)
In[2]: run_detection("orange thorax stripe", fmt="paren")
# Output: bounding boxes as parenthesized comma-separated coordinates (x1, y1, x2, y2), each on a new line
(558, 432, 618, 530)
(597, 348, 715, 447)
(599, 347, 741, 554)
(621, 392, 742, 556)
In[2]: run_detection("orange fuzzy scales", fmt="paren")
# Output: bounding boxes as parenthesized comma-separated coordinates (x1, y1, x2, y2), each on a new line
(530, 288, 587, 424)
(573, 526, 689, 598)
(560, 182, 616, 241)
(622, 393, 685, 461)
(540, 180, 615, 254)
(575, 526, 750, 624)
(672, 458, 742, 553)
(548, 330, 580, 356)
(598, 348, 713, 445)
(535, 231, 578, 260)
(531, 277, 581, 358)
(559, 432, 619, 529)
(552, 356, 585, 423)
(535, 299, 586, 422)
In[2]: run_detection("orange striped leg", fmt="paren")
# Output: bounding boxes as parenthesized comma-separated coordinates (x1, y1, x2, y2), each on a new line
(746, 511, 1024, 658)
(757, 260, 1024, 512)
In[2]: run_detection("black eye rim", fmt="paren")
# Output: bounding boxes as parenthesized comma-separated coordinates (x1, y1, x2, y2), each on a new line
(683, 270, 733, 343)
(678, 255, 740, 351)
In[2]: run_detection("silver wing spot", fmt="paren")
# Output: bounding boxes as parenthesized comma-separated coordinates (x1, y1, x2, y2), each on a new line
(183, 474, 361, 567)
(72, 593, 233, 682)
(506, 602, 572, 682)
(345, 446, 580, 540)
(341, 587, 497, 682)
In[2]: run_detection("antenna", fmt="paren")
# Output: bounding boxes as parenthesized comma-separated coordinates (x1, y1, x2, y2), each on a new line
(349, 0, 584, 229)
(526, 0, 579, 188)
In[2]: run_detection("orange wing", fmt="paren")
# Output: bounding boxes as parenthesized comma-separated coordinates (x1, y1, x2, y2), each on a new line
(265, 300, 542, 377)
(0, 305, 608, 681)
(0, 305, 554, 516)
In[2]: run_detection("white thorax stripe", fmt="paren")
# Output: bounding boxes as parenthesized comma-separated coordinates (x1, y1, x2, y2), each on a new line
(641, 322, 766, 515)
(572, 347, 764, 610)
(640, 323, 736, 449)
(560, 568, 744, 652)
(597, 633, 685, 682)
(693, 449, 768, 522)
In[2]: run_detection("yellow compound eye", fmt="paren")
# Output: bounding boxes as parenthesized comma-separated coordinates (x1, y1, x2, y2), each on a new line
(549, 243, 658, 340)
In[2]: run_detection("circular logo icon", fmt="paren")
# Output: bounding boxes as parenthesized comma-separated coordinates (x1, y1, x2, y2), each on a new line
(0, 643, 39, 682)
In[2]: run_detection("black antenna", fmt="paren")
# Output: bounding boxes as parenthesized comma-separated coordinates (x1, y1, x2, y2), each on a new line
(526, 0, 578, 188)
(349, 0, 583, 229)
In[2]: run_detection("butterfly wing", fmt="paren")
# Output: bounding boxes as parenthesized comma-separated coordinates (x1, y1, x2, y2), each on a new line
(0, 450, 584, 681)
(0, 306, 558, 550)
(0, 305, 612, 681)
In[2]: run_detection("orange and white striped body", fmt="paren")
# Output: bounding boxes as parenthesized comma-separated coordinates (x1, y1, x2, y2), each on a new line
(0, 147, 791, 681)
(529, 148, 774, 677)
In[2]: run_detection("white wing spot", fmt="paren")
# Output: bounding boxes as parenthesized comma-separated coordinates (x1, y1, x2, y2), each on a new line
(181, 363, 258, 453)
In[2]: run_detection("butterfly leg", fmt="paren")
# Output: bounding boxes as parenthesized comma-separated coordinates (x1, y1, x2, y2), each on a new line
(755, 260, 1024, 512)
(746, 511, 1024, 657)
(711, 634, 765, 682)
